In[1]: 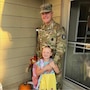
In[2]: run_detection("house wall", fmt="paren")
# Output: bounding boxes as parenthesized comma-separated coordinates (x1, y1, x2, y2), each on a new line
(0, 0, 42, 89)
(61, 0, 70, 31)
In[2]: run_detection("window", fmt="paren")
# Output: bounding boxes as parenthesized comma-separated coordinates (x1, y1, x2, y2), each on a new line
(75, 3, 90, 53)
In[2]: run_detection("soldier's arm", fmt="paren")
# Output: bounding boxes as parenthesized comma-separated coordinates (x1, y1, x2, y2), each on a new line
(53, 26, 67, 64)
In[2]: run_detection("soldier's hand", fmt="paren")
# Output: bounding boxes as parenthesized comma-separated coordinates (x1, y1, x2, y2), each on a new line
(49, 61, 56, 69)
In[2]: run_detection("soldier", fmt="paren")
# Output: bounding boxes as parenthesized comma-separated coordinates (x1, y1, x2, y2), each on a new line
(36, 3, 66, 90)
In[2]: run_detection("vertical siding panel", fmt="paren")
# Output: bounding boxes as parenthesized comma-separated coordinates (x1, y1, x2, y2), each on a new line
(61, 0, 70, 29)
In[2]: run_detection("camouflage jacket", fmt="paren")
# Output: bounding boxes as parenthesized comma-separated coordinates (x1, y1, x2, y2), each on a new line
(36, 19, 66, 64)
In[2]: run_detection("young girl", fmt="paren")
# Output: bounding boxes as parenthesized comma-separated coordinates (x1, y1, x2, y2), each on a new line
(34, 46, 60, 90)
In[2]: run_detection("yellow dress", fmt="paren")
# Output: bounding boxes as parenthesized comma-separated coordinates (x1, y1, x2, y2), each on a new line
(39, 74, 56, 90)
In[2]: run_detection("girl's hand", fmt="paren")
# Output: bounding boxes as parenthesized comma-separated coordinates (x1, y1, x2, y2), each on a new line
(44, 64, 52, 71)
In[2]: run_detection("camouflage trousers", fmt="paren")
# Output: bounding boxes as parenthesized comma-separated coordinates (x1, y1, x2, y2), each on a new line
(56, 73, 63, 90)
(55, 58, 63, 90)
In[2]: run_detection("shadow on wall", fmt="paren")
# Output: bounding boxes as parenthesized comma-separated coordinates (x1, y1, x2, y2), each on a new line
(0, 0, 12, 83)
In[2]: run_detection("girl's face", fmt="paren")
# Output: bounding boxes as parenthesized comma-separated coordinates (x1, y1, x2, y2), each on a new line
(42, 47, 52, 60)
(41, 12, 53, 24)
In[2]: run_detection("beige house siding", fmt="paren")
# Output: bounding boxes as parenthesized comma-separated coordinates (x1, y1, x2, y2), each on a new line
(0, 0, 42, 88)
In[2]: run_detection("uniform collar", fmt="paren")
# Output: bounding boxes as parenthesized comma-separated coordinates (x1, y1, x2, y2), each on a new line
(42, 19, 55, 30)
(43, 19, 54, 26)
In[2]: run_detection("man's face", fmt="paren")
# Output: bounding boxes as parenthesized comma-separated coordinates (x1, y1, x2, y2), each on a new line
(41, 12, 53, 24)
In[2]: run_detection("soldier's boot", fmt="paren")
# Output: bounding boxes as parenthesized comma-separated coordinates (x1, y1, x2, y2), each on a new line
(57, 82, 63, 90)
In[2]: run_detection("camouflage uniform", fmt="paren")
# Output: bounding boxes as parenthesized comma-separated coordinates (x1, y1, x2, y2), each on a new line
(36, 19, 66, 90)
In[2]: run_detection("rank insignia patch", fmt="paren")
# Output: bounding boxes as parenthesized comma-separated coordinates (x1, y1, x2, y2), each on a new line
(62, 34, 66, 40)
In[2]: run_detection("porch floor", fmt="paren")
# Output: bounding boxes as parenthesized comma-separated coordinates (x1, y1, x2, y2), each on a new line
(4, 78, 86, 90)
(63, 79, 86, 90)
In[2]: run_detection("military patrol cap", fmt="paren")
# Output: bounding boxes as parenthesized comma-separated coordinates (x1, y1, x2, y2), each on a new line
(40, 3, 52, 13)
